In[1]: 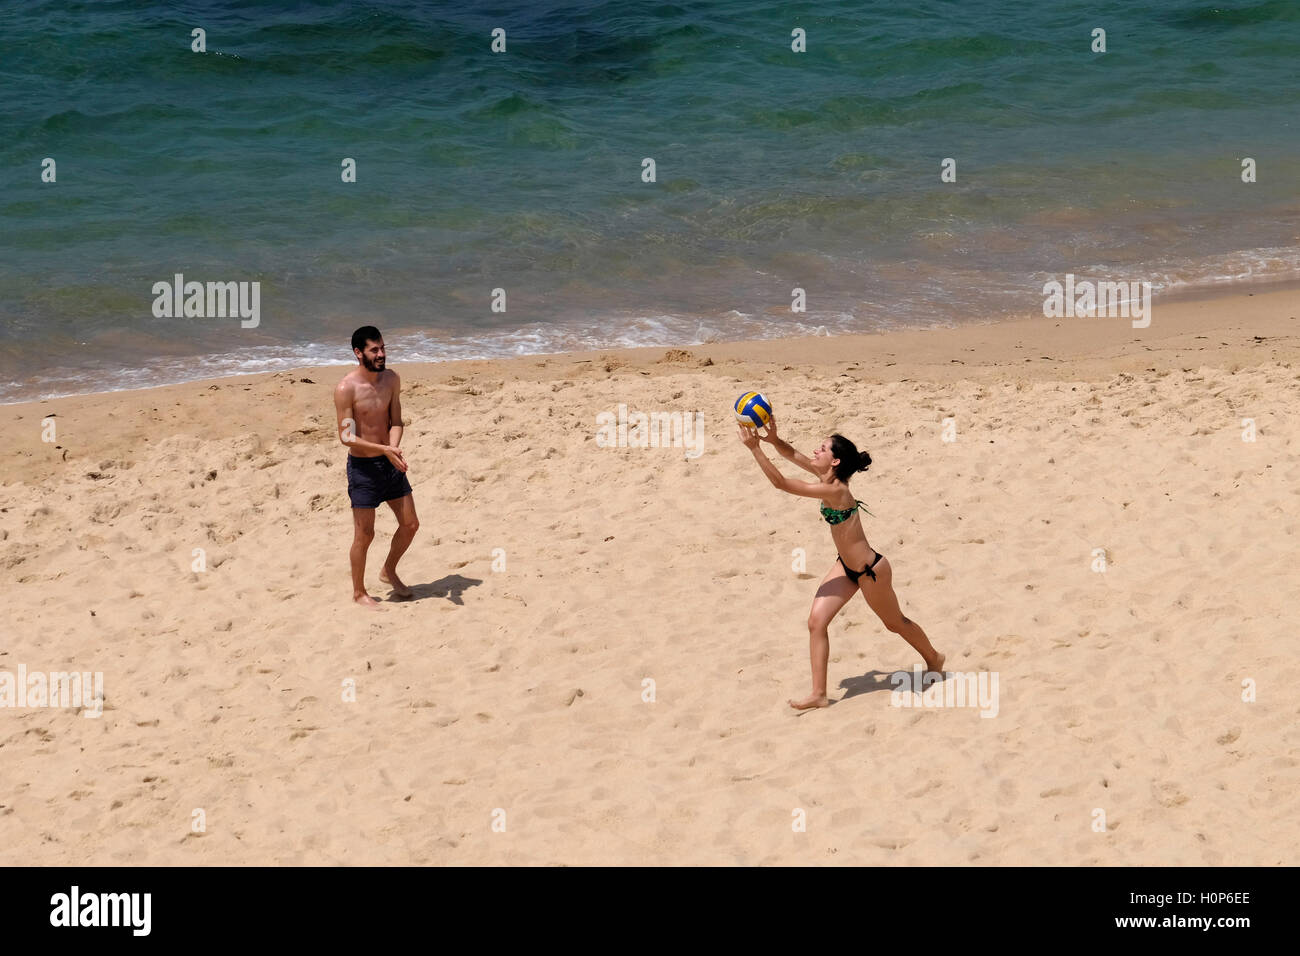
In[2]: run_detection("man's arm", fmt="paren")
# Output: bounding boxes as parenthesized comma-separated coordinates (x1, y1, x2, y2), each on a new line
(387, 372, 404, 449)
(334, 380, 391, 457)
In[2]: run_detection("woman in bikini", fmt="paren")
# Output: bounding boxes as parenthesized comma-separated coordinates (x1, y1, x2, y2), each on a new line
(739, 417, 944, 710)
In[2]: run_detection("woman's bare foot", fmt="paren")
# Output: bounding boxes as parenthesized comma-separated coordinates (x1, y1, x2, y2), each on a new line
(789, 692, 830, 710)
(354, 592, 382, 609)
(925, 651, 946, 673)
(379, 567, 413, 599)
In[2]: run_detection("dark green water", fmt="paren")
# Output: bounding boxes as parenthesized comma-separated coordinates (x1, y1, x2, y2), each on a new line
(2, 0, 1297, 400)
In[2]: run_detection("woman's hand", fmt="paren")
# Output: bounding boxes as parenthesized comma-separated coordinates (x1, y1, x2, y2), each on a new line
(759, 416, 778, 442)
(737, 423, 760, 449)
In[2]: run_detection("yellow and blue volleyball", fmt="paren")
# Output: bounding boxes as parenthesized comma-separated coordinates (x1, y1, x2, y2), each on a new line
(734, 391, 773, 428)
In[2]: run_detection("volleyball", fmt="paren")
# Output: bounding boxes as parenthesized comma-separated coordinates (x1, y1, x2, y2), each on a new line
(734, 391, 773, 429)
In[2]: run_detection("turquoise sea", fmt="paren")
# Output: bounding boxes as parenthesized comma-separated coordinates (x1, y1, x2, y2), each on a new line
(2, 0, 1298, 401)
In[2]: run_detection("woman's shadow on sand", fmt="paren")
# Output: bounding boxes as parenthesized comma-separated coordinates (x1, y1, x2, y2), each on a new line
(394, 574, 481, 605)
(837, 668, 947, 703)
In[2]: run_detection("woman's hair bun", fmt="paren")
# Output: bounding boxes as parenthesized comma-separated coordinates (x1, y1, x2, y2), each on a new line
(829, 433, 871, 482)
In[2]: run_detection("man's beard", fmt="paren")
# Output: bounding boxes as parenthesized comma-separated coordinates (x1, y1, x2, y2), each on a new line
(362, 356, 385, 372)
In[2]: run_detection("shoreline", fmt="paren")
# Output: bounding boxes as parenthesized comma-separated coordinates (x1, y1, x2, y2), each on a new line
(4, 284, 1297, 488)
(5, 277, 1300, 410)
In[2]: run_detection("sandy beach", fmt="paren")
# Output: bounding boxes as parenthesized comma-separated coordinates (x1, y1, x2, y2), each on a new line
(2, 286, 1297, 865)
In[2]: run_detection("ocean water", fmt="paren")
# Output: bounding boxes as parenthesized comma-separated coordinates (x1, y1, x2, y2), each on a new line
(2, 0, 1298, 401)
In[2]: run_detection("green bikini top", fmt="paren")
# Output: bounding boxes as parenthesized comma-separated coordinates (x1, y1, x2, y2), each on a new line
(820, 499, 873, 524)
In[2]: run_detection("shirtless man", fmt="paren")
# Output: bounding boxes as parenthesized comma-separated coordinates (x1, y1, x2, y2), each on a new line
(334, 326, 419, 606)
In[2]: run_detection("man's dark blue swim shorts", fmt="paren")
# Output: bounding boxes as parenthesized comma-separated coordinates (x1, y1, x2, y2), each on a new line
(346, 454, 413, 509)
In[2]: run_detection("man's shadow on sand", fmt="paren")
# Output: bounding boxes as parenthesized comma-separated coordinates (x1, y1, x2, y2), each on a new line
(836, 668, 949, 704)
(389, 574, 481, 605)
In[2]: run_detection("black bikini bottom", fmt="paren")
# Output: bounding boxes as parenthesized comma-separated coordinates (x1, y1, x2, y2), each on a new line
(838, 551, 883, 584)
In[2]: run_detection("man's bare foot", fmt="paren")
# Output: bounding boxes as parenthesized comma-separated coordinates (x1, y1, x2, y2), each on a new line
(925, 651, 946, 674)
(379, 567, 413, 599)
(354, 592, 382, 609)
(789, 693, 830, 711)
